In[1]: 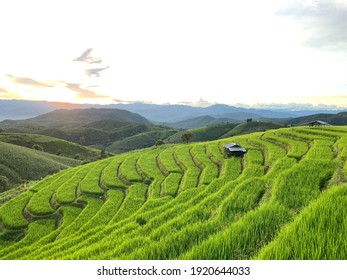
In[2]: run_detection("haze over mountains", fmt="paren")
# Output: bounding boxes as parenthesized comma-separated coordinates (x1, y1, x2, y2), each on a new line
(0, 99, 345, 123)
(1, 99, 347, 154)
(0, 107, 178, 153)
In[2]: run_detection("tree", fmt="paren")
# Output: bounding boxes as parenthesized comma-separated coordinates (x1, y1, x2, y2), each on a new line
(181, 132, 194, 144)
(155, 140, 165, 146)
(0, 176, 9, 191)
(246, 118, 253, 123)
(100, 149, 107, 159)
(79, 136, 87, 146)
(0, 128, 4, 133)
(32, 144, 43, 151)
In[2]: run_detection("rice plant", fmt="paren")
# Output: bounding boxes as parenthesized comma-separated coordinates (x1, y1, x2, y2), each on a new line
(0, 126, 346, 260)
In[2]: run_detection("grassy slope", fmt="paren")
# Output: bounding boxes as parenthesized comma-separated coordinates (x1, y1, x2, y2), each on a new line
(0, 126, 346, 259)
(106, 129, 178, 154)
(167, 116, 238, 129)
(221, 121, 283, 138)
(0, 133, 100, 161)
(288, 111, 347, 126)
(165, 123, 237, 144)
(0, 141, 79, 186)
(0, 110, 176, 152)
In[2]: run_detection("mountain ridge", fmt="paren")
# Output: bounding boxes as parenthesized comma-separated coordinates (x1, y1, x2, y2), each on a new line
(1, 99, 345, 122)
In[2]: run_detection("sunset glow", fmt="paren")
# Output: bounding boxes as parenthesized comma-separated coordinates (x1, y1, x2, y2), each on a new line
(1, 0, 347, 107)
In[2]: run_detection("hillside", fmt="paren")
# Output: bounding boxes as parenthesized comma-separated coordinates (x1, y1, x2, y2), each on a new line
(165, 123, 237, 144)
(167, 115, 238, 129)
(0, 141, 79, 190)
(287, 111, 347, 125)
(29, 108, 151, 126)
(0, 133, 100, 161)
(0, 126, 346, 259)
(0, 109, 175, 151)
(105, 128, 178, 154)
(221, 121, 283, 138)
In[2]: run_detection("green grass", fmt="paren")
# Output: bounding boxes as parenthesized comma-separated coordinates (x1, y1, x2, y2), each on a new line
(0, 141, 79, 189)
(79, 160, 110, 196)
(0, 126, 346, 260)
(107, 129, 177, 154)
(0, 183, 31, 206)
(55, 166, 89, 204)
(101, 156, 127, 189)
(221, 121, 283, 138)
(27, 169, 75, 216)
(0, 191, 33, 229)
(165, 123, 236, 144)
(0, 132, 100, 161)
(257, 184, 347, 259)
(162, 173, 182, 197)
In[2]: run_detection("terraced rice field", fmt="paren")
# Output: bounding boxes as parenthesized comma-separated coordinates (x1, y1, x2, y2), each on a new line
(0, 126, 347, 259)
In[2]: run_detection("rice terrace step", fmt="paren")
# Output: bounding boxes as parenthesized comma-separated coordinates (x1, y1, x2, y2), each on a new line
(0, 126, 346, 260)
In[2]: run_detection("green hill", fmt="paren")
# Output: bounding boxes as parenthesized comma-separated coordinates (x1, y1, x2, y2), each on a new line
(287, 111, 347, 125)
(168, 116, 238, 129)
(0, 109, 176, 152)
(165, 123, 237, 144)
(0, 133, 100, 161)
(105, 128, 178, 154)
(0, 141, 79, 190)
(26, 108, 152, 126)
(0, 126, 347, 259)
(221, 121, 283, 138)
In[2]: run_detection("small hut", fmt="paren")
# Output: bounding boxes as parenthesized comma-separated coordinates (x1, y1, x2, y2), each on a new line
(224, 143, 246, 157)
(308, 120, 329, 127)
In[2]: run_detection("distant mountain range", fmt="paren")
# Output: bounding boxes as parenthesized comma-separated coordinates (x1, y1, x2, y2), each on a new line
(1, 99, 346, 123)
(2, 100, 347, 160)
(106, 103, 341, 123)
(0, 108, 177, 152)
(287, 112, 347, 126)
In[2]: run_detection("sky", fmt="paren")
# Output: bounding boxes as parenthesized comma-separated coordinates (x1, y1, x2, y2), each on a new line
(0, 0, 347, 107)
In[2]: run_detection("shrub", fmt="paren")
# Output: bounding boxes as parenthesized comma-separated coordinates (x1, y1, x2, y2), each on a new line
(181, 132, 194, 144)
(0, 175, 9, 191)
(155, 140, 165, 146)
(32, 144, 43, 151)
(74, 154, 81, 160)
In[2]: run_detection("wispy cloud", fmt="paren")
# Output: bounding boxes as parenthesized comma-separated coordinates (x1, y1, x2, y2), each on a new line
(278, 0, 347, 50)
(73, 48, 103, 64)
(85, 66, 110, 77)
(112, 98, 134, 104)
(65, 83, 109, 99)
(7, 74, 53, 88)
(0, 87, 22, 98)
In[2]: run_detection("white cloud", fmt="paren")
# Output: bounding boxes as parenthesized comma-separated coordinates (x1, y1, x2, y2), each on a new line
(0, 0, 346, 106)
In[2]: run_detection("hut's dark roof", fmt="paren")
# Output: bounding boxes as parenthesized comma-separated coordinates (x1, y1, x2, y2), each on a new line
(225, 143, 246, 153)
(308, 120, 329, 125)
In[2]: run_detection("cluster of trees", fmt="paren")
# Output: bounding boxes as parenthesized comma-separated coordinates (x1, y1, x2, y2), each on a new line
(0, 175, 9, 191)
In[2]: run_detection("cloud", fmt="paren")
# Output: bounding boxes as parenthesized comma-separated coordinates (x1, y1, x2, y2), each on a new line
(65, 83, 110, 99)
(0, 87, 22, 98)
(7, 74, 53, 88)
(85, 66, 110, 77)
(278, 0, 347, 50)
(112, 98, 133, 104)
(73, 48, 103, 64)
